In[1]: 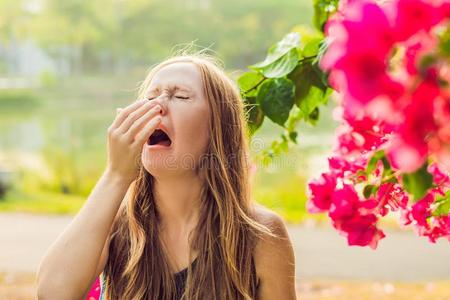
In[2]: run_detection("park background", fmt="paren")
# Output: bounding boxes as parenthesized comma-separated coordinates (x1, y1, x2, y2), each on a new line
(0, 0, 449, 299)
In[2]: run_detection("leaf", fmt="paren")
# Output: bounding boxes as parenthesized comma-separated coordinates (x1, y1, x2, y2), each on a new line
(251, 32, 301, 69)
(238, 72, 264, 97)
(366, 150, 386, 175)
(254, 48, 299, 78)
(433, 191, 450, 217)
(256, 78, 295, 127)
(363, 184, 377, 199)
(238, 71, 264, 93)
(306, 107, 320, 125)
(289, 131, 298, 144)
(288, 63, 329, 119)
(402, 162, 434, 202)
(302, 37, 323, 57)
(313, 0, 340, 32)
(243, 97, 265, 135)
(438, 25, 450, 58)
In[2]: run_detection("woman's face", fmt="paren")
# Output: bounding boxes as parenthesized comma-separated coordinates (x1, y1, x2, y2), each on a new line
(141, 62, 211, 176)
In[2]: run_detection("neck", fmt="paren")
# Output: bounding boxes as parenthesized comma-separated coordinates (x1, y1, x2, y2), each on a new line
(153, 173, 203, 232)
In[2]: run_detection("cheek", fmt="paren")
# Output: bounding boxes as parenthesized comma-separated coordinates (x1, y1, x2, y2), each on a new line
(174, 107, 210, 150)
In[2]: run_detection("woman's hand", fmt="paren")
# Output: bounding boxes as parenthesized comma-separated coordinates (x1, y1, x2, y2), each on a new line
(106, 99, 162, 183)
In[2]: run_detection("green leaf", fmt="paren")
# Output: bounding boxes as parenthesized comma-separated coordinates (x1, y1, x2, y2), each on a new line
(306, 107, 320, 125)
(256, 78, 295, 127)
(438, 25, 450, 58)
(433, 191, 450, 217)
(254, 48, 299, 78)
(363, 184, 376, 199)
(289, 131, 298, 144)
(367, 150, 386, 175)
(251, 32, 301, 69)
(302, 37, 323, 57)
(402, 162, 434, 202)
(238, 71, 264, 94)
(288, 62, 329, 119)
(243, 97, 265, 135)
(313, 0, 340, 32)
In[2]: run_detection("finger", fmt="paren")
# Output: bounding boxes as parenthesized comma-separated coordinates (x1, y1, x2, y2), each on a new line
(118, 101, 161, 134)
(134, 115, 162, 145)
(110, 99, 147, 130)
(126, 105, 163, 138)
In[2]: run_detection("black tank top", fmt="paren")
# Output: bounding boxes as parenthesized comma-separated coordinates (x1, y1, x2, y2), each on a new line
(173, 256, 259, 299)
(173, 258, 195, 299)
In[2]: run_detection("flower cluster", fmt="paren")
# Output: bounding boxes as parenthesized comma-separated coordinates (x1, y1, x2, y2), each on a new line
(308, 0, 450, 248)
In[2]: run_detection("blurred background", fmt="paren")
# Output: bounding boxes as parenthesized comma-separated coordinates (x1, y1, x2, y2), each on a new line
(0, 0, 448, 299)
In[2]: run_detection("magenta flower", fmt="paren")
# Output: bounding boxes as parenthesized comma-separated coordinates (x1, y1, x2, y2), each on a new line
(309, 0, 450, 248)
(340, 214, 386, 249)
(307, 173, 337, 213)
(409, 193, 434, 227)
(392, 0, 443, 41)
(329, 184, 359, 220)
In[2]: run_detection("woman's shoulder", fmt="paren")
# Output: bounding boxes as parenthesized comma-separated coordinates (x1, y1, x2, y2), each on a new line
(251, 203, 287, 234)
(250, 203, 295, 283)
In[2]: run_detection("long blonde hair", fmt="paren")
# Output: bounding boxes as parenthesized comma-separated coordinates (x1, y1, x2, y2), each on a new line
(103, 52, 274, 299)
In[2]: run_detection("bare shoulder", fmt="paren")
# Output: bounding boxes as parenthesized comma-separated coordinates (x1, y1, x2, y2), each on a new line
(252, 204, 287, 232)
(251, 204, 297, 299)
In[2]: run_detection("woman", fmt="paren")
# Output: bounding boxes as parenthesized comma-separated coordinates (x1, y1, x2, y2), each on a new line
(37, 53, 296, 300)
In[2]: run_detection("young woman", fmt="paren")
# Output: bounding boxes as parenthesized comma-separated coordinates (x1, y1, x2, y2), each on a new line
(36, 53, 296, 300)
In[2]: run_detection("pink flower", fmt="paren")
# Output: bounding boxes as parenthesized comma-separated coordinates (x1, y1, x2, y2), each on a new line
(403, 31, 438, 76)
(387, 77, 440, 172)
(340, 214, 386, 249)
(341, 0, 396, 56)
(309, 0, 450, 248)
(307, 173, 337, 213)
(392, 0, 443, 41)
(387, 138, 428, 173)
(339, 115, 390, 153)
(328, 156, 366, 178)
(422, 216, 450, 243)
(328, 185, 386, 249)
(428, 162, 450, 187)
(409, 193, 435, 227)
(329, 184, 359, 220)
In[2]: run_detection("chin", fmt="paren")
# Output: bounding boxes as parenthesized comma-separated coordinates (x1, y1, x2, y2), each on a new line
(141, 150, 202, 177)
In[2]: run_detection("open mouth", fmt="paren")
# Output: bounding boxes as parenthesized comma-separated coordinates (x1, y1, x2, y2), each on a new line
(148, 129, 172, 147)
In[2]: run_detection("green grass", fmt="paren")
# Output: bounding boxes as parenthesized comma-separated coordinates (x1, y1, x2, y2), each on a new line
(253, 173, 326, 224)
(0, 89, 41, 112)
(0, 188, 85, 215)
(0, 169, 319, 224)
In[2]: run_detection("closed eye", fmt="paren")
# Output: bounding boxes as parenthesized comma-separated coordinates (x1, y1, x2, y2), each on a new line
(175, 95, 189, 99)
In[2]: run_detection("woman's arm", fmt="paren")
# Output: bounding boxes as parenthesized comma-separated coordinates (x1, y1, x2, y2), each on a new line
(37, 99, 163, 299)
(254, 206, 297, 300)
(36, 171, 132, 300)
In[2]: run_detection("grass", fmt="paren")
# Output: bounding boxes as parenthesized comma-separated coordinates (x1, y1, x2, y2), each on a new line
(0, 188, 85, 215)
(253, 172, 326, 224)
(0, 90, 41, 112)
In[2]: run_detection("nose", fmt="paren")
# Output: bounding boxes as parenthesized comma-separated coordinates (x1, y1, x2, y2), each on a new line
(153, 97, 167, 116)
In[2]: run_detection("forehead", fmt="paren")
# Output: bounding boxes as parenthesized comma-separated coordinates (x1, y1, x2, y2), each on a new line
(148, 62, 203, 93)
